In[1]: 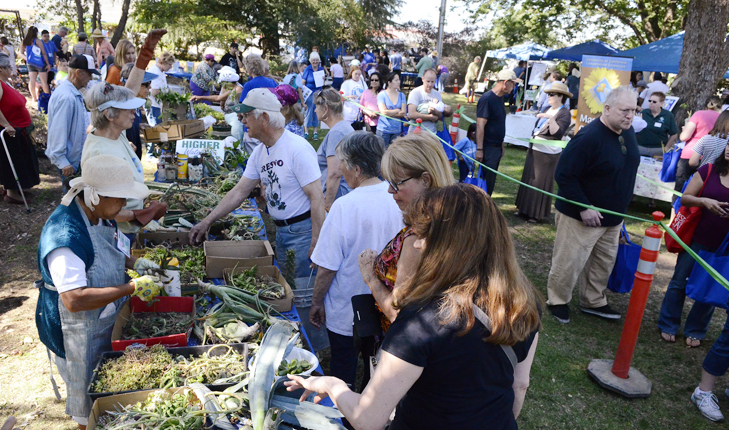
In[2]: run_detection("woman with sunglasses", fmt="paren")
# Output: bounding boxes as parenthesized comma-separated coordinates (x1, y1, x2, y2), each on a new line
(287, 183, 542, 430)
(515, 82, 572, 223)
(360, 71, 382, 134)
(359, 133, 455, 330)
(190, 54, 217, 104)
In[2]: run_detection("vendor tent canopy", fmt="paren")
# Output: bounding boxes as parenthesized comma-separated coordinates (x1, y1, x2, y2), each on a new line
(542, 40, 620, 62)
(485, 42, 551, 61)
(620, 31, 729, 78)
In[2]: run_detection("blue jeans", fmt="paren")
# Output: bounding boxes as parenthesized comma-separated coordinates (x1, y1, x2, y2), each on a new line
(332, 77, 343, 91)
(657, 242, 715, 339)
(376, 129, 399, 147)
(479, 146, 503, 196)
(275, 217, 315, 280)
(304, 94, 319, 129)
(151, 106, 162, 126)
(704, 311, 729, 376)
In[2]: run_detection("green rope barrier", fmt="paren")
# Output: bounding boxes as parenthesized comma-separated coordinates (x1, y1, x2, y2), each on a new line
(339, 95, 729, 290)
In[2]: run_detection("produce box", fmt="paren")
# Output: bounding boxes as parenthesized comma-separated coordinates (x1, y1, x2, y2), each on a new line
(143, 119, 205, 142)
(111, 296, 195, 351)
(223, 266, 294, 312)
(134, 231, 191, 249)
(204, 240, 274, 278)
(87, 343, 249, 402)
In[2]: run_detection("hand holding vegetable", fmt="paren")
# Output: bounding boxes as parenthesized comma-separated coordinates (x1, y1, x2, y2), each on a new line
(285, 374, 343, 403)
(131, 275, 163, 301)
(134, 258, 161, 275)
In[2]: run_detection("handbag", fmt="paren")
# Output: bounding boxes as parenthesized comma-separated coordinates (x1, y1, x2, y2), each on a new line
(435, 122, 456, 161)
(464, 164, 488, 194)
(607, 224, 642, 293)
(665, 164, 712, 253)
(661, 146, 682, 182)
(686, 233, 729, 309)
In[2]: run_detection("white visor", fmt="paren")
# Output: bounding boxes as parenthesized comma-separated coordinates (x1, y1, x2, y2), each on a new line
(96, 97, 146, 112)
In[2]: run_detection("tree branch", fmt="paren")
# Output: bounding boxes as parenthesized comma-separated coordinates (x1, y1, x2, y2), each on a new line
(591, 0, 647, 44)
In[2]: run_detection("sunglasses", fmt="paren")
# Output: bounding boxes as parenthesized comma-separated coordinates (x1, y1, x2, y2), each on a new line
(388, 177, 414, 192)
(371, 79, 380, 82)
(649, 100, 660, 104)
(618, 135, 626, 155)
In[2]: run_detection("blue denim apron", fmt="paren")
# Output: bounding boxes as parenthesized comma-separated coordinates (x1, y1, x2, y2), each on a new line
(53, 199, 127, 419)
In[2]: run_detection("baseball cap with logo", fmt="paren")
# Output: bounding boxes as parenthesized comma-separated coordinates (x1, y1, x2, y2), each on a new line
(232, 88, 282, 114)
(69, 54, 100, 75)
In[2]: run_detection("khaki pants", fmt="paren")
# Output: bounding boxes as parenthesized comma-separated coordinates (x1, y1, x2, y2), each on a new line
(547, 212, 622, 308)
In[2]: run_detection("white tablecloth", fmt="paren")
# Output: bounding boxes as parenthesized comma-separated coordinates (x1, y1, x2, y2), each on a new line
(504, 113, 537, 147)
(633, 157, 675, 203)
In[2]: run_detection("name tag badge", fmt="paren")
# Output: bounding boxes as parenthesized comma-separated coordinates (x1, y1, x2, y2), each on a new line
(654, 122, 663, 127)
(117, 230, 131, 258)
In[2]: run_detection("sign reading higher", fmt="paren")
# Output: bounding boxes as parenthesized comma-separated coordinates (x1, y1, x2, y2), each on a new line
(176, 139, 226, 164)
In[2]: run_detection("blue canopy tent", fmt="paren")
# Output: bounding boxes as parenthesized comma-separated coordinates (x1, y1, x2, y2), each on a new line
(485, 42, 551, 61)
(620, 31, 729, 78)
(542, 40, 620, 62)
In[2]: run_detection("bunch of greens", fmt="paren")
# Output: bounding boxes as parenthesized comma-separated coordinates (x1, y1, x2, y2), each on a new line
(122, 312, 193, 340)
(276, 358, 312, 376)
(142, 246, 207, 282)
(155, 89, 191, 106)
(193, 103, 226, 123)
(223, 141, 249, 170)
(228, 266, 284, 300)
(221, 215, 263, 241)
(96, 389, 206, 430)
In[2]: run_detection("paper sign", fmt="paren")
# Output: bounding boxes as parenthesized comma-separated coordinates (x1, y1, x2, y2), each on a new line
(576, 55, 633, 132)
(176, 139, 226, 164)
(528, 63, 547, 87)
(664, 96, 679, 112)
(301, 86, 313, 102)
(313, 70, 325, 88)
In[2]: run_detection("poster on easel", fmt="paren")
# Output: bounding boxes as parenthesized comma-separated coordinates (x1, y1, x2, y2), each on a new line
(576, 55, 633, 132)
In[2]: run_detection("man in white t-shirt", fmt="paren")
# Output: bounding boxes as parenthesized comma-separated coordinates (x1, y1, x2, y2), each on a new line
(189, 89, 325, 282)
(640, 72, 670, 109)
(407, 68, 444, 134)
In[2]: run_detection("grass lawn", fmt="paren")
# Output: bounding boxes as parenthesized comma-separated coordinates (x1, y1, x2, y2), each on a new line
(306, 91, 724, 429)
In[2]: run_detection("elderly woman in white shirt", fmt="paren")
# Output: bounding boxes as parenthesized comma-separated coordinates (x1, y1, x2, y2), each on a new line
(309, 131, 404, 390)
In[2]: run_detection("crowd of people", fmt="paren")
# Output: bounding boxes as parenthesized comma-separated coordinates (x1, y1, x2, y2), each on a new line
(3, 23, 729, 429)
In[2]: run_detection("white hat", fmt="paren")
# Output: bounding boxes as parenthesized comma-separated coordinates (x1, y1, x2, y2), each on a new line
(96, 97, 146, 112)
(217, 66, 240, 83)
(350, 59, 361, 67)
(497, 69, 517, 81)
(232, 88, 282, 113)
(61, 155, 150, 209)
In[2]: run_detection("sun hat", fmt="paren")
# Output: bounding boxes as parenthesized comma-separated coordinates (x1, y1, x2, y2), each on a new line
(496, 69, 517, 81)
(69, 54, 100, 75)
(269, 84, 299, 106)
(544, 81, 573, 98)
(350, 59, 361, 67)
(218, 66, 240, 83)
(91, 28, 104, 38)
(61, 155, 150, 209)
(232, 88, 282, 114)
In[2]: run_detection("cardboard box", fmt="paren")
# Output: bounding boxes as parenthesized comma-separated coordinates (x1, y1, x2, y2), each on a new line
(134, 231, 191, 249)
(87, 387, 199, 430)
(223, 266, 294, 312)
(204, 240, 274, 278)
(111, 296, 195, 351)
(143, 119, 205, 142)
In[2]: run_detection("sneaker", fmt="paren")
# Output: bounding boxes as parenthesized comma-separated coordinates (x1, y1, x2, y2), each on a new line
(304, 133, 309, 140)
(313, 132, 319, 141)
(548, 304, 570, 324)
(693, 390, 724, 422)
(580, 304, 621, 320)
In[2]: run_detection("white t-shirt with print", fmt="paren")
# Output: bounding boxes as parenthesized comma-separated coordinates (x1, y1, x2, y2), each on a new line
(340, 79, 366, 123)
(407, 86, 443, 134)
(243, 130, 321, 220)
(311, 181, 404, 336)
(148, 64, 168, 108)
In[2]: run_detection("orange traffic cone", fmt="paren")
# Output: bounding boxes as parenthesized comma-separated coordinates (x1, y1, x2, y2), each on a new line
(453, 79, 459, 94)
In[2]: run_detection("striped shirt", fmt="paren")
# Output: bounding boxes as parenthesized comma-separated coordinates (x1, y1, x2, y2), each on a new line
(693, 134, 729, 167)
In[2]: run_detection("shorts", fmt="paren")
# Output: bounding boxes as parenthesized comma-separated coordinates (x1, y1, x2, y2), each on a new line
(466, 79, 476, 90)
(28, 64, 45, 73)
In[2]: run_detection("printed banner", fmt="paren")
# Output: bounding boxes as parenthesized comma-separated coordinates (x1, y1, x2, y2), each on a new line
(577, 55, 633, 132)
(176, 139, 226, 164)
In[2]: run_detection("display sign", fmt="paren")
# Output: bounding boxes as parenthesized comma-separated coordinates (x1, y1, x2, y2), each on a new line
(176, 139, 226, 164)
(528, 62, 548, 87)
(576, 55, 633, 132)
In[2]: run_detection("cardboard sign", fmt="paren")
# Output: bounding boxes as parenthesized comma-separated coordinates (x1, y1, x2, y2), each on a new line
(576, 55, 633, 132)
(176, 139, 226, 164)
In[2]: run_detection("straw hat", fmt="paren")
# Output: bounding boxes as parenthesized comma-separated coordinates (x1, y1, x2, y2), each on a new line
(91, 28, 105, 38)
(545, 82, 573, 99)
(61, 155, 150, 209)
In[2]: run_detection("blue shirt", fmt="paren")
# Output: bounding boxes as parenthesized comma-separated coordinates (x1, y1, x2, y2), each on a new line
(51, 34, 63, 51)
(301, 65, 323, 92)
(454, 137, 476, 170)
(42, 40, 57, 65)
(376, 91, 406, 134)
(363, 52, 376, 72)
(239, 76, 277, 103)
(46, 79, 88, 170)
(390, 53, 402, 70)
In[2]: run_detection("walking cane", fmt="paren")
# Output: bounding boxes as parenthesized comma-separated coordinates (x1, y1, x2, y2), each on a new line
(0, 129, 31, 213)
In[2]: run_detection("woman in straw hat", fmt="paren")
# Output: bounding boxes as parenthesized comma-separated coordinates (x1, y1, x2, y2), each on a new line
(92, 28, 115, 67)
(35, 154, 164, 429)
(515, 81, 572, 223)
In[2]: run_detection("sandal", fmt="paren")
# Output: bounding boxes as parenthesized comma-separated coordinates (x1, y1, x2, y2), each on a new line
(686, 337, 701, 348)
(660, 332, 676, 343)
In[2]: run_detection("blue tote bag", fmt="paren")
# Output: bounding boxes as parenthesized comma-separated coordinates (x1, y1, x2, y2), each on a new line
(686, 234, 729, 309)
(464, 164, 488, 194)
(607, 224, 642, 293)
(435, 123, 456, 161)
(661, 146, 682, 182)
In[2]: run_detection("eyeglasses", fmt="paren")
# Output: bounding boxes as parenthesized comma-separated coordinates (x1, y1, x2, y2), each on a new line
(547, 93, 557, 97)
(618, 135, 626, 155)
(649, 100, 660, 104)
(388, 177, 414, 192)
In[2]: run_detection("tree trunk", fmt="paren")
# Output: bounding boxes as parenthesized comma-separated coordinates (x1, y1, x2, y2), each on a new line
(260, 30, 280, 57)
(75, 0, 85, 33)
(671, 0, 729, 126)
(91, 0, 101, 31)
(110, 0, 132, 46)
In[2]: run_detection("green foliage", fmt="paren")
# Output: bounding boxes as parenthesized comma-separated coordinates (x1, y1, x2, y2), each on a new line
(155, 89, 191, 106)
